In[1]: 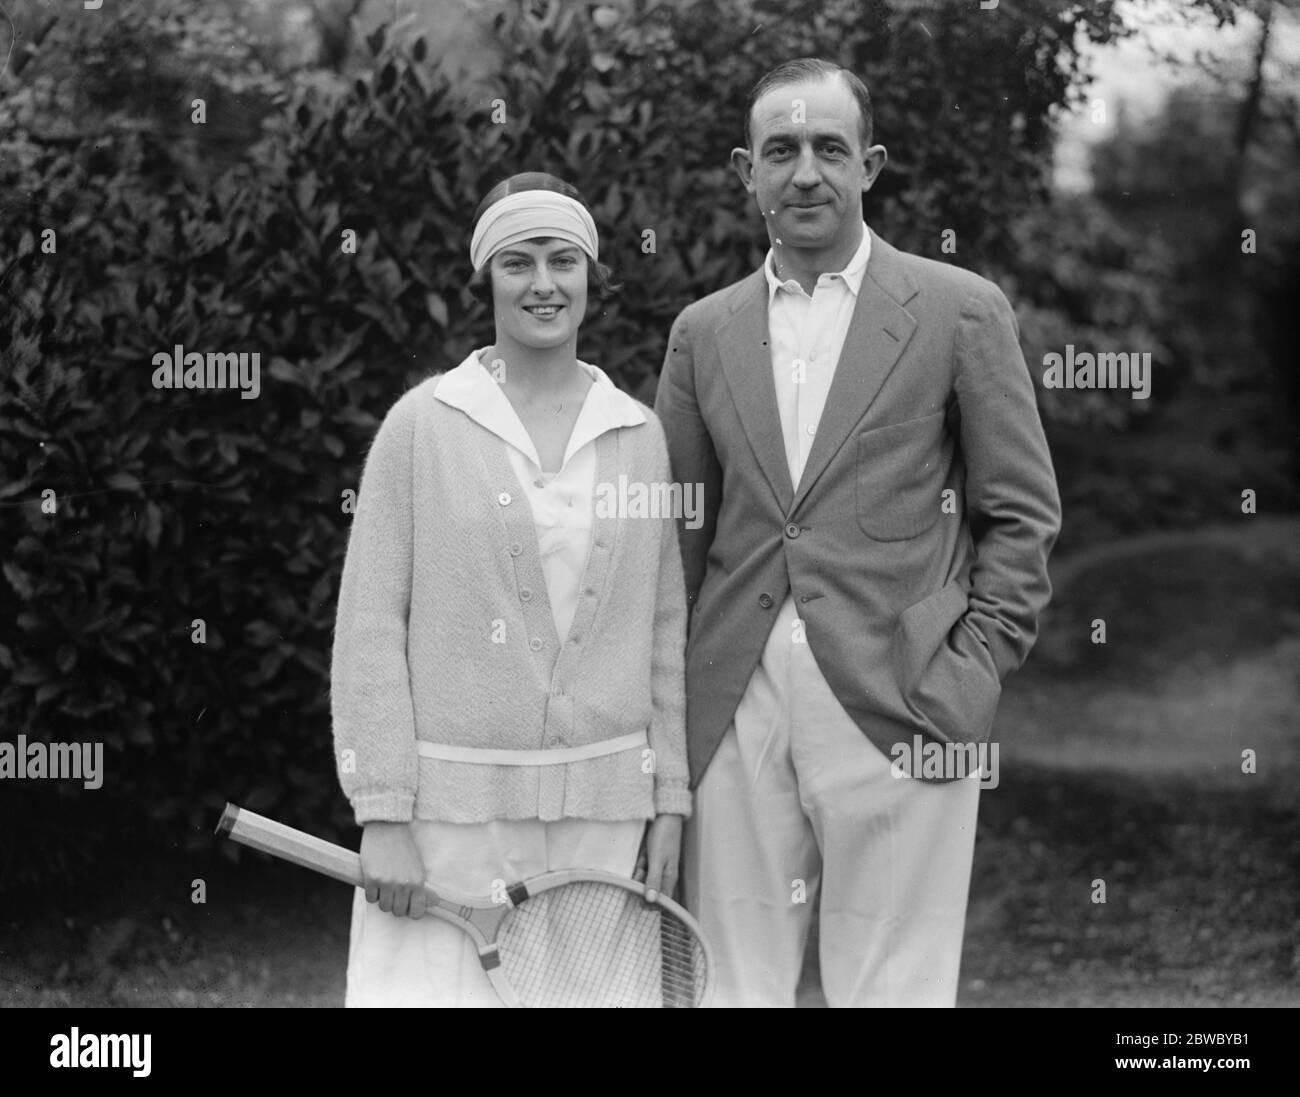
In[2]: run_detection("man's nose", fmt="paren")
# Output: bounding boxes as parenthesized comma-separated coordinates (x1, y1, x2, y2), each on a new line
(791, 146, 821, 188)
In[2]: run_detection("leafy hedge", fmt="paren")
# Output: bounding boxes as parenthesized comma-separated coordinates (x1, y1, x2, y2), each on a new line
(0, 0, 1133, 889)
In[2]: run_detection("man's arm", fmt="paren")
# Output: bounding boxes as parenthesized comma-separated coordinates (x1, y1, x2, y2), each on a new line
(954, 282, 1063, 680)
(653, 308, 723, 621)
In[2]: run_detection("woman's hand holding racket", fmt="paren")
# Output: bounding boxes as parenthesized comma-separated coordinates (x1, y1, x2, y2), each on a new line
(217, 803, 714, 1006)
(360, 821, 428, 919)
(634, 813, 683, 903)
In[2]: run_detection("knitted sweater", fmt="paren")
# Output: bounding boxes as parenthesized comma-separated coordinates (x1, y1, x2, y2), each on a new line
(329, 361, 691, 825)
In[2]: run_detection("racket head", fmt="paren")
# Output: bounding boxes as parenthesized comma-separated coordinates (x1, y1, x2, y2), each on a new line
(489, 869, 713, 1008)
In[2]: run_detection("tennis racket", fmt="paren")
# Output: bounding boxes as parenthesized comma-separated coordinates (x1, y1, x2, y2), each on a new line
(216, 803, 713, 1008)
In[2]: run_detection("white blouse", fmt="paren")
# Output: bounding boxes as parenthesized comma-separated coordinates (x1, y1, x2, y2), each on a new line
(456, 348, 645, 640)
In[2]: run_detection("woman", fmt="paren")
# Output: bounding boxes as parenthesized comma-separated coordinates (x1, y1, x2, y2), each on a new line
(329, 172, 690, 1006)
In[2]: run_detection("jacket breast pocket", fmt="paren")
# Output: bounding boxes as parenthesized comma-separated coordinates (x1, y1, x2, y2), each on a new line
(855, 411, 949, 541)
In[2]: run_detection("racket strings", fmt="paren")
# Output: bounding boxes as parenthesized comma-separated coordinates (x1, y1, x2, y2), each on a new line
(496, 881, 707, 1007)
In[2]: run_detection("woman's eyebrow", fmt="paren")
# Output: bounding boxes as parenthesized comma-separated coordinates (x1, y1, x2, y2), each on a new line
(497, 246, 580, 260)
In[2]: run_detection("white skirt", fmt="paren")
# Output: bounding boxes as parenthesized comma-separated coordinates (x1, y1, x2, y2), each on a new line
(345, 817, 645, 1007)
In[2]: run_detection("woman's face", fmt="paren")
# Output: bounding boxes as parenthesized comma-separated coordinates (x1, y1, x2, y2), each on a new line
(489, 237, 588, 352)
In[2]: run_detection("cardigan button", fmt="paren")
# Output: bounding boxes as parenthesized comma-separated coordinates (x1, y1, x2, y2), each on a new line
(498, 491, 512, 506)
(528, 637, 544, 652)
(520, 588, 532, 601)
(509, 543, 523, 557)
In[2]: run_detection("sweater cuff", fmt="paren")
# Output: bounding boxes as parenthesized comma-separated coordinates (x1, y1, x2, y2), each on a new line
(653, 780, 692, 819)
(350, 789, 416, 825)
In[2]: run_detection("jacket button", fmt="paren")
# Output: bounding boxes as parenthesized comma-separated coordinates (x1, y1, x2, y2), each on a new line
(498, 491, 512, 506)
(785, 522, 800, 538)
(529, 637, 543, 652)
(520, 588, 532, 601)
(509, 543, 523, 557)
(758, 592, 773, 608)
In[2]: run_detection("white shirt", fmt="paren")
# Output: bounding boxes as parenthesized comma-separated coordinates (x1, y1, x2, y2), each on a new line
(764, 223, 872, 488)
(437, 349, 646, 641)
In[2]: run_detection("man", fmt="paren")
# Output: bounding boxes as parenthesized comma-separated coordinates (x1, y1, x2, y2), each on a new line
(653, 58, 1061, 1007)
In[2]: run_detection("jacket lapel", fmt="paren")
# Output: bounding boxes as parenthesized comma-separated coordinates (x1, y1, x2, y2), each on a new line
(789, 231, 919, 515)
(716, 270, 794, 512)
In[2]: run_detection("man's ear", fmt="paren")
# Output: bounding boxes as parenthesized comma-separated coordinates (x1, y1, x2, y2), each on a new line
(861, 144, 888, 193)
(731, 147, 757, 193)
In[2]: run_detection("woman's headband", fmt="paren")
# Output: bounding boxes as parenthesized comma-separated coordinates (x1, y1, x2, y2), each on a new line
(469, 190, 600, 272)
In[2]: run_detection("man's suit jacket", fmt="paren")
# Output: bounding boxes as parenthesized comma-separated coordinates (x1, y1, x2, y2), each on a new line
(653, 228, 1062, 786)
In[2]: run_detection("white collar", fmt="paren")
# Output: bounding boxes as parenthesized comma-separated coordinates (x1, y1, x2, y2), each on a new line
(434, 348, 646, 470)
(764, 221, 872, 303)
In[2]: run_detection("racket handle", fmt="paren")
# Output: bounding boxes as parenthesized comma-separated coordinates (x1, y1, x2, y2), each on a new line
(216, 802, 363, 888)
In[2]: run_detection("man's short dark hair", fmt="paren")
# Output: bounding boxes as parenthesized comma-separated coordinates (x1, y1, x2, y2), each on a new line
(467, 171, 621, 303)
(744, 58, 874, 151)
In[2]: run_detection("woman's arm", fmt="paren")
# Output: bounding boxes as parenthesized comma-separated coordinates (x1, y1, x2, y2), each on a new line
(636, 416, 692, 899)
(331, 395, 431, 915)
(330, 395, 421, 824)
(645, 418, 692, 819)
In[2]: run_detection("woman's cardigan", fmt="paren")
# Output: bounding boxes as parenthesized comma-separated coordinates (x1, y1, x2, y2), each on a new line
(330, 365, 692, 825)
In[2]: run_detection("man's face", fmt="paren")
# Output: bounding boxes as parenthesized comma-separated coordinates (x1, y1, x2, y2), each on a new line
(733, 75, 886, 252)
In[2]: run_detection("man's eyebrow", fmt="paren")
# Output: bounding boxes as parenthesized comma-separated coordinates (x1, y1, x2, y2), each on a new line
(760, 128, 853, 148)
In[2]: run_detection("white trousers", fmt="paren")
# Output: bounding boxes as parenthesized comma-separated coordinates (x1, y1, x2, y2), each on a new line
(684, 596, 981, 1007)
(346, 817, 644, 1007)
